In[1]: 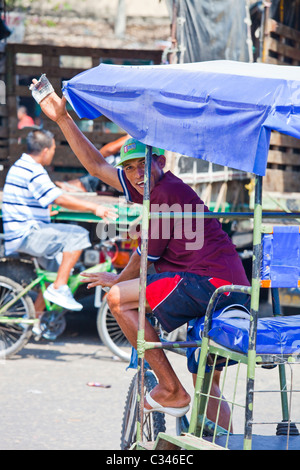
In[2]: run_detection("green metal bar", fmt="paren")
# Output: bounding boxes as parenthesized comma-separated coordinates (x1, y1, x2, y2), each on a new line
(136, 144, 152, 445)
(271, 288, 290, 423)
(0, 274, 45, 315)
(213, 356, 230, 443)
(199, 357, 217, 439)
(244, 175, 263, 450)
(188, 335, 210, 435)
(226, 360, 242, 448)
(149, 211, 300, 219)
(0, 317, 38, 325)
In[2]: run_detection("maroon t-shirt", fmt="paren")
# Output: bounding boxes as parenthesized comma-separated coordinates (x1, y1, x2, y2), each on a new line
(118, 169, 249, 286)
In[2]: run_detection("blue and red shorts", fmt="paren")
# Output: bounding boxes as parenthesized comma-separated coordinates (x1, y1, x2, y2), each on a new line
(146, 272, 250, 333)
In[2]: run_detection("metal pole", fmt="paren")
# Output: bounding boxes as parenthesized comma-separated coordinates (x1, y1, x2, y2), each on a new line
(244, 174, 263, 450)
(271, 288, 290, 425)
(136, 145, 152, 447)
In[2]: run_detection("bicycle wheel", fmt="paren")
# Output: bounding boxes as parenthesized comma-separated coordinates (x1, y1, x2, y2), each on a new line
(0, 276, 36, 359)
(120, 370, 166, 450)
(97, 296, 131, 362)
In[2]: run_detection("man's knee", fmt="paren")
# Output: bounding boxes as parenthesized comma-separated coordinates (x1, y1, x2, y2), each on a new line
(106, 285, 121, 316)
(106, 280, 140, 319)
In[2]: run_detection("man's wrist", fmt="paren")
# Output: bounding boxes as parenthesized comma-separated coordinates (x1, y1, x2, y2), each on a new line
(56, 111, 71, 127)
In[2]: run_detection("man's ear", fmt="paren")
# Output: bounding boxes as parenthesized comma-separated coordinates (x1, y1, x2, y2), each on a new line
(40, 147, 49, 163)
(157, 154, 166, 169)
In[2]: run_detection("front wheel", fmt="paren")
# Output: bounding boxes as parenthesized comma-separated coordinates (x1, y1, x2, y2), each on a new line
(120, 370, 166, 450)
(0, 276, 36, 359)
(97, 296, 131, 362)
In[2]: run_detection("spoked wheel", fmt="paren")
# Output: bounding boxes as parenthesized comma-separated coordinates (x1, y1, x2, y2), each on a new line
(0, 276, 36, 359)
(97, 296, 131, 362)
(120, 370, 166, 450)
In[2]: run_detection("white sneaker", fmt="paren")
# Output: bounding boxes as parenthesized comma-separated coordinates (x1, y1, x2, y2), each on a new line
(43, 283, 83, 311)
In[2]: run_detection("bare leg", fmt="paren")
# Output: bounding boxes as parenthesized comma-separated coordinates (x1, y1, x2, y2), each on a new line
(107, 279, 190, 409)
(53, 250, 82, 288)
(34, 291, 45, 318)
(192, 370, 233, 432)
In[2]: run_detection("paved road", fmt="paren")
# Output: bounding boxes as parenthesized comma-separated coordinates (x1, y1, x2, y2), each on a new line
(0, 304, 191, 451)
(1, 303, 300, 450)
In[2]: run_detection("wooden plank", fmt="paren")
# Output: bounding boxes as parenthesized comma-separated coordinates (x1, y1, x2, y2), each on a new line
(268, 18, 300, 43)
(52, 147, 93, 167)
(6, 43, 162, 63)
(264, 19, 300, 65)
(15, 65, 89, 79)
(0, 148, 9, 159)
(264, 168, 300, 193)
(270, 132, 300, 149)
(9, 126, 126, 146)
(7, 143, 84, 167)
(48, 170, 86, 182)
(0, 127, 8, 138)
(264, 56, 288, 66)
(267, 37, 300, 62)
(267, 150, 300, 167)
(0, 106, 8, 117)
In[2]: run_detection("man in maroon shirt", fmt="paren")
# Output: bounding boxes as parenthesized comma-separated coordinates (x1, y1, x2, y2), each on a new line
(34, 89, 250, 425)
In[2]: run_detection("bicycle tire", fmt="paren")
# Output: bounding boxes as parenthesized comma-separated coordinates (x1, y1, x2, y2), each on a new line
(97, 297, 131, 362)
(0, 276, 36, 359)
(120, 370, 166, 450)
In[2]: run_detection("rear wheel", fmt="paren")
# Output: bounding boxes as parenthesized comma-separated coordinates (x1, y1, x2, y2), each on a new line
(0, 276, 36, 359)
(120, 371, 166, 450)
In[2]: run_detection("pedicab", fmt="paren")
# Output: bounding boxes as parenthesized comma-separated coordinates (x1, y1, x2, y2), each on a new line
(55, 59, 300, 450)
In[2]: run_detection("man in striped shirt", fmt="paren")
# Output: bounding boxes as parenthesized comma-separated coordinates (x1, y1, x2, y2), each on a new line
(2, 129, 116, 315)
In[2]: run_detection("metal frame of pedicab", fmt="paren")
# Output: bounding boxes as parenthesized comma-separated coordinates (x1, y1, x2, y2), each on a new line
(134, 146, 300, 451)
(59, 58, 300, 450)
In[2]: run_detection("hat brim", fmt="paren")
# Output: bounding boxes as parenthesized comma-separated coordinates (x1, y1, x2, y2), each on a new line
(114, 152, 149, 167)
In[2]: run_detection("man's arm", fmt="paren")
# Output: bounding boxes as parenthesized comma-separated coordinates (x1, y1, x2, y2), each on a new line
(54, 134, 130, 192)
(33, 84, 123, 192)
(100, 134, 130, 158)
(54, 193, 117, 222)
(81, 250, 151, 289)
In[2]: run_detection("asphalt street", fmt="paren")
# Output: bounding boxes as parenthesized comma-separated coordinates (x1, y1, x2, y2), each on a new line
(1, 299, 300, 451)
(0, 307, 191, 451)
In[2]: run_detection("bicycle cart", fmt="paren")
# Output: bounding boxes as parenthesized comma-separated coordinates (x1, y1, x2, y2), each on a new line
(0, 192, 142, 360)
(60, 59, 300, 450)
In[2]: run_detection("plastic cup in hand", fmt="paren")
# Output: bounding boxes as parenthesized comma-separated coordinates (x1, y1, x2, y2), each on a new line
(29, 74, 54, 103)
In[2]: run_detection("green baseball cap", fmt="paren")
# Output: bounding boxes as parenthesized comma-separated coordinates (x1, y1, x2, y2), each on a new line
(115, 138, 164, 166)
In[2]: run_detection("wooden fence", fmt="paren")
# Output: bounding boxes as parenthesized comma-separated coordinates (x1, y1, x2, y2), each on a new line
(262, 19, 300, 197)
(0, 43, 162, 187)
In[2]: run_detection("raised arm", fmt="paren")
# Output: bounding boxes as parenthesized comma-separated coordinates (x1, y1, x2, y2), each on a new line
(32, 81, 123, 192)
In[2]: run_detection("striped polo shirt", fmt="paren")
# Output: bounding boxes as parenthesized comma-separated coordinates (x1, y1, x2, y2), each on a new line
(2, 153, 62, 255)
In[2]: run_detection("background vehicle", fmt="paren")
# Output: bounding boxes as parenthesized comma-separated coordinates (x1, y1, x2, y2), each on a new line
(0, 237, 133, 360)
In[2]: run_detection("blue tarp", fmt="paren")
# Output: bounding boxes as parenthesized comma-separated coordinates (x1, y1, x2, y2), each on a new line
(186, 311, 300, 372)
(261, 226, 300, 288)
(62, 60, 300, 176)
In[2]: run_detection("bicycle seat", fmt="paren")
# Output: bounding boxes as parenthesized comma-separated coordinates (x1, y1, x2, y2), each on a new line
(4, 252, 34, 262)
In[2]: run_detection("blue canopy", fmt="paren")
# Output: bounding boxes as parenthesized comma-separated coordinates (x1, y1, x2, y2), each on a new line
(62, 60, 300, 176)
